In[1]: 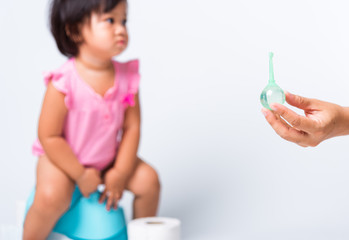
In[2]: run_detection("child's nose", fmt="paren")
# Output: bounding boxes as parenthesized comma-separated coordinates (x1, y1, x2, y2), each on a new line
(114, 24, 126, 35)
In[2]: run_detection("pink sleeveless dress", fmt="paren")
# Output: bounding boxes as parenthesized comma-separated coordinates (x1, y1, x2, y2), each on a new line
(32, 58, 140, 170)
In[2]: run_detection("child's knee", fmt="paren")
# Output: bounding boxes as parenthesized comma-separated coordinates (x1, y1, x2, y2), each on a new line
(144, 166, 161, 194)
(34, 188, 70, 214)
(129, 161, 161, 196)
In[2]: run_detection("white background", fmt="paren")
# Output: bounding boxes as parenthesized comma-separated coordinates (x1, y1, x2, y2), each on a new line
(2, 0, 349, 239)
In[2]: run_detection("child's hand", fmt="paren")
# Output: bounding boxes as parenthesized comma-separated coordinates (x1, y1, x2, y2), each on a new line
(76, 168, 102, 197)
(99, 168, 127, 211)
(262, 91, 346, 147)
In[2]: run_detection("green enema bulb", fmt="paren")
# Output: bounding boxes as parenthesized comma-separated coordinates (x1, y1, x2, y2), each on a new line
(260, 52, 285, 110)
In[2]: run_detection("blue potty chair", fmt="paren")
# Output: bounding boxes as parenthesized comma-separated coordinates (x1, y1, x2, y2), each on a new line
(24, 185, 128, 240)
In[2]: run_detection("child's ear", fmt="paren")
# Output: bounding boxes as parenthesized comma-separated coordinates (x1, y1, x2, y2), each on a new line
(65, 24, 83, 44)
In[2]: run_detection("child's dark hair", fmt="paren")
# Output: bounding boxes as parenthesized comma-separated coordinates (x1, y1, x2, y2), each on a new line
(50, 0, 125, 57)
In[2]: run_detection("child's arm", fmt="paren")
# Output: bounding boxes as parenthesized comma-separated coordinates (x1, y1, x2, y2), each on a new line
(100, 94, 141, 210)
(38, 82, 101, 196)
(262, 91, 349, 147)
(113, 93, 141, 177)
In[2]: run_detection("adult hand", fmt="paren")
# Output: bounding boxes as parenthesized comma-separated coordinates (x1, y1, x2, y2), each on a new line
(99, 168, 127, 211)
(76, 168, 102, 197)
(262, 91, 349, 147)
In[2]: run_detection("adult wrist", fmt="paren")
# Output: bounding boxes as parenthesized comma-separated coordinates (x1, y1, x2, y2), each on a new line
(333, 106, 349, 137)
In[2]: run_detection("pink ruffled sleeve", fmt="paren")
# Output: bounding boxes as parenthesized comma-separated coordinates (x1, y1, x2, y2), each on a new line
(43, 71, 72, 109)
(122, 60, 140, 107)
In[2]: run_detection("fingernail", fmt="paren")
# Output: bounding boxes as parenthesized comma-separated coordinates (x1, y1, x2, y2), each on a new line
(270, 104, 278, 111)
(285, 91, 294, 98)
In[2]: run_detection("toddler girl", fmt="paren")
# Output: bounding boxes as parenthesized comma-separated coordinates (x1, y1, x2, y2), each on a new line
(23, 0, 160, 239)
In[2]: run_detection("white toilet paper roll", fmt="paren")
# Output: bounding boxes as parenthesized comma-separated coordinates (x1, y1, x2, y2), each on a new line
(128, 217, 181, 240)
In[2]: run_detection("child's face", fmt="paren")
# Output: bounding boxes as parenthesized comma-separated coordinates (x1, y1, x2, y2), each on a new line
(80, 1, 128, 58)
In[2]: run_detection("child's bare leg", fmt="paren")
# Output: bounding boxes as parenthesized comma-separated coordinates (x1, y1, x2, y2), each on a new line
(23, 155, 75, 240)
(126, 157, 161, 219)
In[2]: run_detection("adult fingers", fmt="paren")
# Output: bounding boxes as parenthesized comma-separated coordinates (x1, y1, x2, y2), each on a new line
(262, 108, 309, 144)
(270, 103, 314, 132)
(274, 113, 290, 127)
(285, 92, 313, 110)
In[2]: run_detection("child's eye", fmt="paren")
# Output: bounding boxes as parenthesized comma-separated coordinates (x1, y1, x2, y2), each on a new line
(106, 18, 114, 24)
(122, 19, 127, 26)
